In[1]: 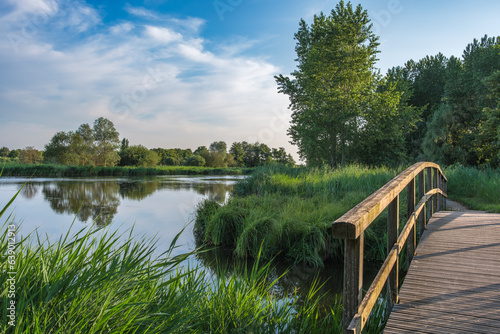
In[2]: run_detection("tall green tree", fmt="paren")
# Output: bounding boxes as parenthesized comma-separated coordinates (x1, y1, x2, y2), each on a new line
(275, 1, 399, 167)
(93, 117, 120, 167)
(423, 36, 500, 165)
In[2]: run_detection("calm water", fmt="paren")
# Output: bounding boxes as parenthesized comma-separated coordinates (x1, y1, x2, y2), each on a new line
(0, 175, 239, 256)
(0, 175, 377, 301)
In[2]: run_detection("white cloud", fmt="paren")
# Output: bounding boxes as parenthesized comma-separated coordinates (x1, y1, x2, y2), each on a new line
(110, 22, 134, 34)
(0, 4, 296, 158)
(124, 5, 159, 20)
(145, 25, 183, 44)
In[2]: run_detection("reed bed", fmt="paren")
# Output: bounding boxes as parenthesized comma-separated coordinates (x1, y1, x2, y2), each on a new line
(0, 164, 251, 177)
(446, 165, 500, 212)
(0, 187, 347, 333)
(195, 164, 403, 266)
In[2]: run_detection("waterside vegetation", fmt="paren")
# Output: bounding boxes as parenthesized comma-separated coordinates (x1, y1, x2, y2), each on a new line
(0, 163, 252, 177)
(0, 186, 391, 334)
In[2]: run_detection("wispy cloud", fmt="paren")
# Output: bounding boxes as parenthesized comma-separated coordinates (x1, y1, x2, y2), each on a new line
(0, 2, 292, 154)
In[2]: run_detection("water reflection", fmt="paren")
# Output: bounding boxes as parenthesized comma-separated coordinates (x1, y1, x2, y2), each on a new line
(17, 177, 236, 227)
(42, 181, 121, 227)
(195, 246, 345, 307)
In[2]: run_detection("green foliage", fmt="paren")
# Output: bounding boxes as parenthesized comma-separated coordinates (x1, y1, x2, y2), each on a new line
(0, 192, 352, 333)
(18, 146, 43, 164)
(0, 146, 9, 157)
(0, 164, 252, 177)
(43, 118, 121, 167)
(93, 117, 120, 166)
(185, 154, 206, 167)
(419, 36, 500, 166)
(276, 1, 405, 167)
(119, 144, 159, 167)
(196, 165, 401, 266)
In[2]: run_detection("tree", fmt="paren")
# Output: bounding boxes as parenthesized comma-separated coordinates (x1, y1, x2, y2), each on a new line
(0, 147, 9, 157)
(422, 36, 500, 166)
(229, 142, 246, 167)
(19, 146, 43, 164)
(119, 145, 159, 167)
(93, 117, 120, 167)
(7, 149, 20, 159)
(76, 123, 94, 165)
(44, 131, 71, 164)
(185, 155, 205, 166)
(275, 1, 398, 167)
(207, 141, 228, 167)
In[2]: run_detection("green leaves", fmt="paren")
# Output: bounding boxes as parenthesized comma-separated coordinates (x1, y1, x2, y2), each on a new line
(276, 2, 401, 167)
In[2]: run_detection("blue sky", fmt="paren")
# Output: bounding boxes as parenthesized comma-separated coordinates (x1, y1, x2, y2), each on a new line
(1, 0, 499, 161)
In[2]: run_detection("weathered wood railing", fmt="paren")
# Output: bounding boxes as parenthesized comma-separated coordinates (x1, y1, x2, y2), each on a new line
(331, 162, 447, 334)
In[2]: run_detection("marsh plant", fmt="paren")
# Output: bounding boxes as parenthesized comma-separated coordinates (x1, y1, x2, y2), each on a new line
(195, 164, 404, 266)
(0, 183, 348, 333)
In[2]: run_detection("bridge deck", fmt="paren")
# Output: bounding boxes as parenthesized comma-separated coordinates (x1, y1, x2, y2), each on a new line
(384, 210, 500, 334)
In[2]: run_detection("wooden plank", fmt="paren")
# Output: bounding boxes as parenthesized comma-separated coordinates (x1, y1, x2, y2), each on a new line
(384, 211, 500, 333)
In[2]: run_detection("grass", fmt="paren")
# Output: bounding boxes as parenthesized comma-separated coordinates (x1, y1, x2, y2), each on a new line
(195, 164, 405, 266)
(0, 163, 252, 177)
(0, 186, 352, 334)
(446, 165, 500, 212)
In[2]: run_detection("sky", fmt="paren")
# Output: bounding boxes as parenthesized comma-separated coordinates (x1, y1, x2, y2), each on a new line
(1, 0, 500, 162)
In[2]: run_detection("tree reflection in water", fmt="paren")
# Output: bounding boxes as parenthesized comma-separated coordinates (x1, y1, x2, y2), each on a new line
(18, 176, 236, 228)
(42, 181, 121, 227)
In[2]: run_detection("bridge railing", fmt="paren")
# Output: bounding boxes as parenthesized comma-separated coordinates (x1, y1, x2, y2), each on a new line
(332, 162, 447, 334)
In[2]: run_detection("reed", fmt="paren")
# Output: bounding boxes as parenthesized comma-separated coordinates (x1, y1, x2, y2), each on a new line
(0, 188, 346, 333)
(446, 165, 500, 212)
(0, 163, 252, 177)
(196, 164, 402, 266)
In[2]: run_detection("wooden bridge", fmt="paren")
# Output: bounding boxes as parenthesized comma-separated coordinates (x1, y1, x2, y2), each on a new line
(332, 162, 500, 334)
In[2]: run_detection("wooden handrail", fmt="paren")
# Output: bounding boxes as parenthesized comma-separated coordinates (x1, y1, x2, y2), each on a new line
(332, 162, 447, 334)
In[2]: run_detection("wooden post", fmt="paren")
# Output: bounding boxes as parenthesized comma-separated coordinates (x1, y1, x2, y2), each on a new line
(433, 168, 438, 214)
(407, 178, 416, 265)
(418, 170, 425, 238)
(426, 168, 432, 225)
(343, 235, 364, 334)
(387, 195, 399, 310)
(443, 178, 447, 210)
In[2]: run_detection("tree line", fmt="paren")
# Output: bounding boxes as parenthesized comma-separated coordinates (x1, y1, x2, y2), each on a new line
(0, 117, 295, 168)
(276, 1, 500, 168)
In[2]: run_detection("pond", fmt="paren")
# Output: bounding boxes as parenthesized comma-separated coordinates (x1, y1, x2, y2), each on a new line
(0, 175, 376, 303)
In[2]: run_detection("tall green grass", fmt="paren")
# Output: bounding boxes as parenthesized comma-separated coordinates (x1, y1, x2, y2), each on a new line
(0, 189, 349, 333)
(446, 165, 500, 212)
(195, 164, 404, 266)
(0, 163, 252, 177)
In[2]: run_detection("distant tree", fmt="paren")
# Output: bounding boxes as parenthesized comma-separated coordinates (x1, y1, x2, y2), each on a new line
(229, 142, 246, 167)
(207, 141, 228, 167)
(119, 145, 159, 167)
(7, 149, 20, 159)
(185, 154, 206, 167)
(0, 146, 10, 157)
(271, 147, 295, 166)
(121, 138, 130, 152)
(19, 146, 43, 164)
(194, 146, 210, 162)
(93, 117, 120, 167)
(44, 131, 71, 164)
(76, 123, 94, 165)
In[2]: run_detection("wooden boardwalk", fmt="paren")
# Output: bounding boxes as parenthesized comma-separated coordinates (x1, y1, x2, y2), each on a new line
(384, 210, 500, 333)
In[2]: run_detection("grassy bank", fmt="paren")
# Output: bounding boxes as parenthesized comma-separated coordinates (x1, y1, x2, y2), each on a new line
(195, 164, 404, 266)
(0, 163, 252, 177)
(0, 176, 391, 333)
(446, 165, 500, 212)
